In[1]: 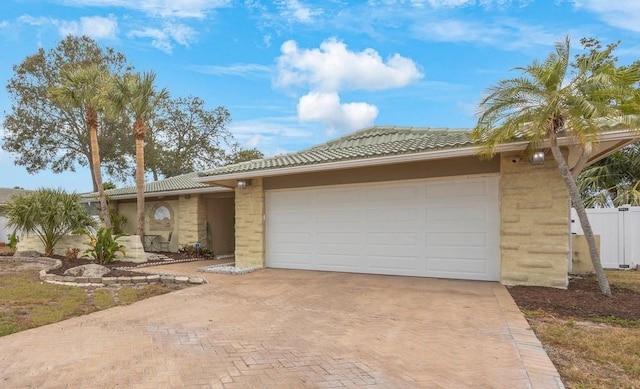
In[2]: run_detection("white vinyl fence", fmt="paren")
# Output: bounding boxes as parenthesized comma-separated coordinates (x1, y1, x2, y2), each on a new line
(571, 206, 640, 269)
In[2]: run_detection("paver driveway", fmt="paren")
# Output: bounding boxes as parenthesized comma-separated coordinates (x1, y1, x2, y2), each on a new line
(0, 262, 563, 388)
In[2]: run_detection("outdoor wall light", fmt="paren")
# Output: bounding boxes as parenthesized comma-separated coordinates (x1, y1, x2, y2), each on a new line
(237, 179, 251, 189)
(530, 151, 545, 166)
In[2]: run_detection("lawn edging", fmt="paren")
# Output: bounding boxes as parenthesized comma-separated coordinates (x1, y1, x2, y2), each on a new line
(0, 256, 207, 287)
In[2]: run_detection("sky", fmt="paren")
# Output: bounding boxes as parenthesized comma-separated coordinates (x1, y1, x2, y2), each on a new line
(1, 0, 640, 193)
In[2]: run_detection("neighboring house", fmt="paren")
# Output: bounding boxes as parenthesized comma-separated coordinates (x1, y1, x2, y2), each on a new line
(83, 172, 235, 254)
(0, 188, 28, 244)
(194, 126, 639, 288)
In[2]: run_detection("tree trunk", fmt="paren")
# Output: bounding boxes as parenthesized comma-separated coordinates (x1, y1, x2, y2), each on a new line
(88, 107, 111, 228)
(549, 139, 612, 296)
(87, 153, 98, 192)
(134, 120, 146, 242)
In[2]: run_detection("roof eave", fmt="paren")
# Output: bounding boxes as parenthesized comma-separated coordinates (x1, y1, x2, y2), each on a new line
(80, 185, 232, 202)
(196, 129, 640, 184)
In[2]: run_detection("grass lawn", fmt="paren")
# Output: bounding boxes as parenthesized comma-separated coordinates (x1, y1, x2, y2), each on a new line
(510, 270, 640, 389)
(0, 261, 187, 337)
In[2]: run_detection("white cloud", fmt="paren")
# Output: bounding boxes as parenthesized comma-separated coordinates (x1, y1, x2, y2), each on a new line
(277, 0, 323, 23)
(18, 15, 53, 26)
(59, 15, 118, 39)
(59, 0, 230, 19)
(18, 14, 118, 40)
(276, 38, 423, 92)
(190, 63, 272, 78)
(229, 116, 318, 155)
(127, 23, 196, 53)
(274, 38, 422, 131)
(297, 92, 378, 131)
(366, 0, 522, 8)
(412, 17, 557, 49)
(246, 134, 262, 148)
(573, 1, 640, 33)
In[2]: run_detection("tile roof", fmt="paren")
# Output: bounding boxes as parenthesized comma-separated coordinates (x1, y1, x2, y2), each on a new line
(0, 188, 29, 205)
(199, 126, 474, 177)
(83, 172, 225, 199)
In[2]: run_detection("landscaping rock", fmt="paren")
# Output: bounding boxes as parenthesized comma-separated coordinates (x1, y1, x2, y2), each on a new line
(63, 264, 111, 278)
(175, 276, 189, 284)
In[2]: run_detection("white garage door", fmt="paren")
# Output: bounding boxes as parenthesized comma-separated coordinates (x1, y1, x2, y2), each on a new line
(266, 175, 500, 281)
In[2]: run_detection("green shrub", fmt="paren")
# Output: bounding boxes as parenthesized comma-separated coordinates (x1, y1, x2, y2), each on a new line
(178, 244, 213, 258)
(4, 188, 95, 256)
(7, 232, 19, 250)
(78, 227, 125, 264)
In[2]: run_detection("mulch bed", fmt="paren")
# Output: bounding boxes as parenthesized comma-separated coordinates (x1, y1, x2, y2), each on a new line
(44, 252, 210, 277)
(508, 276, 640, 321)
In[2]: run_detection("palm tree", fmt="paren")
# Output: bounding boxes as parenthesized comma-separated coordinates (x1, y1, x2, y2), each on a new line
(579, 143, 640, 207)
(472, 37, 640, 296)
(111, 72, 169, 240)
(5, 188, 95, 257)
(49, 64, 113, 228)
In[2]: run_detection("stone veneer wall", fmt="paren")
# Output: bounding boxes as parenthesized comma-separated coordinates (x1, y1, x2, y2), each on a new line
(500, 154, 570, 288)
(178, 194, 206, 248)
(234, 178, 265, 268)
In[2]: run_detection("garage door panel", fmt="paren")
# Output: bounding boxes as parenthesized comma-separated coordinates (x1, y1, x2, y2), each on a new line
(316, 189, 360, 205)
(366, 232, 418, 246)
(428, 246, 491, 258)
(317, 232, 360, 244)
(318, 243, 362, 255)
(427, 232, 487, 247)
(367, 256, 420, 271)
(316, 254, 362, 269)
(426, 180, 490, 199)
(266, 176, 500, 281)
(274, 232, 313, 244)
(366, 208, 420, 222)
(365, 185, 419, 203)
(425, 206, 488, 222)
(365, 244, 421, 257)
(272, 253, 315, 267)
(426, 258, 488, 274)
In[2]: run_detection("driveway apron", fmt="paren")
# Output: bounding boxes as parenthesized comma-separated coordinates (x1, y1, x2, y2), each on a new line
(0, 264, 563, 388)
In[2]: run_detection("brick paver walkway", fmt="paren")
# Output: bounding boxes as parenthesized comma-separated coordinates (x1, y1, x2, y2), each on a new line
(0, 262, 563, 388)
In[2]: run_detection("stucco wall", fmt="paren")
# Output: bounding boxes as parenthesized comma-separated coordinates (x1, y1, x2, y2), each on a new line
(264, 156, 499, 190)
(234, 178, 264, 268)
(17, 234, 146, 263)
(499, 154, 570, 288)
(205, 196, 235, 255)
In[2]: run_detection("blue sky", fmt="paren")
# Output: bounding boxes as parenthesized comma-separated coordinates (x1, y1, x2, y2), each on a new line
(1, 0, 640, 192)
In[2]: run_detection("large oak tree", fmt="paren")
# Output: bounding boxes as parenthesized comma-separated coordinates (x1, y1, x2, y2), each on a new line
(3, 35, 133, 190)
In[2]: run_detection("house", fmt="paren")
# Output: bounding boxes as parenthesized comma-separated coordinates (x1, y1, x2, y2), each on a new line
(87, 172, 235, 255)
(0, 188, 28, 244)
(194, 126, 639, 288)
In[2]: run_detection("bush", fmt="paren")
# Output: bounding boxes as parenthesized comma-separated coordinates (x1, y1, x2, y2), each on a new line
(65, 247, 80, 261)
(4, 188, 95, 256)
(7, 232, 19, 250)
(78, 227, 125, 264)
(178, 244, 213, 258)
